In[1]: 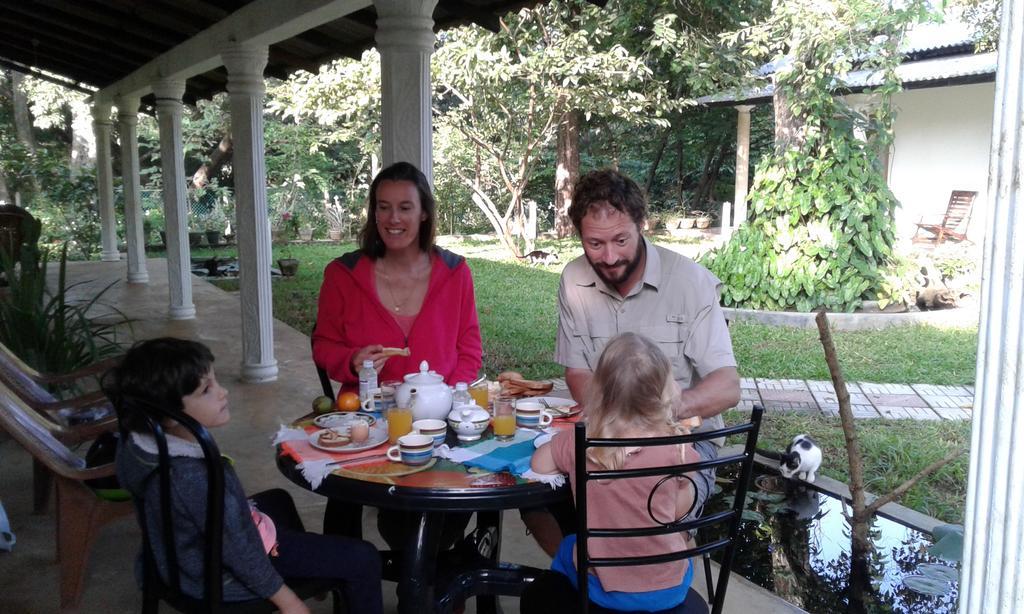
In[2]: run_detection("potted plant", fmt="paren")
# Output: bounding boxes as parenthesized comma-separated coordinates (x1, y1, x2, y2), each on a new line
(325, 195, 346, 241)
(298, 224, 314, 242)
(276, 246, 299, 277)
(201, 206, 229, 247)
(693, 211, 712, 230)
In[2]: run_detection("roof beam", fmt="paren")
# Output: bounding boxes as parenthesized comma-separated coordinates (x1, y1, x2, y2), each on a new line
(96, 0, 372, 103)
(0, 59, 97, 95)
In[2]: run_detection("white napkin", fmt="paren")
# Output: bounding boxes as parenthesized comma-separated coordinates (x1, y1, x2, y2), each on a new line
(521, 469, 566, 489)
(296, 459, 334, 490)
(272, 425, 309, 445)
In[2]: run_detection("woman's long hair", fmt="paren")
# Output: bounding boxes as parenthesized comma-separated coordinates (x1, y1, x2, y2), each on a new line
(358, 161, 436, 258)
(583, 332, 682, 470)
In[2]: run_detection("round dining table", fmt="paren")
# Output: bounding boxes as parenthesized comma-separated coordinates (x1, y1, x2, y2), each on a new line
(276, 418, 571, 613)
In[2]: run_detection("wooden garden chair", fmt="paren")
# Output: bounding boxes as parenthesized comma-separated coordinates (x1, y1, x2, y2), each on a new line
(0, 342, 119, 513)
(0, 382, 133, 612)
(913, 190, 977, 244)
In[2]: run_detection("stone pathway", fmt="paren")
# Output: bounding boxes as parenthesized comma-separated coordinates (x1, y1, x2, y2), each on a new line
(549, 377, 973, 420)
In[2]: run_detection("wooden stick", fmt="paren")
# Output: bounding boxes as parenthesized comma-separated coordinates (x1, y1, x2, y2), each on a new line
(815, 310, 868, 519)
(864, 448, 964, 517)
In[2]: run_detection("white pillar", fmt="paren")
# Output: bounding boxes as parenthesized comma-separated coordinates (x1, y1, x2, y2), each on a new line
(222, 42, 277, 383)
(733, 105, 753, 228)
(116, 96, 149, 284)
(960, 1, 1024, 612)
(153, 79, 195, 319)
(92, 104, 119, 262)
(375, 0, 438, 184)
(720, 201, 732, 240)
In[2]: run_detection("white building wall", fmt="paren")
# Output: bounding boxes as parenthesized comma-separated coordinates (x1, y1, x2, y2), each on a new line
(886, 82, 994, 243)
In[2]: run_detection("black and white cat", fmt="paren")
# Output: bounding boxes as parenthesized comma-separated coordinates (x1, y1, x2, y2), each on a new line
(777, 434, 822, 483)
(518, 249, 560, 266)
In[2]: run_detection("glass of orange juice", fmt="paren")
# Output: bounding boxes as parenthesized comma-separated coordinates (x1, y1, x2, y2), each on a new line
(492, 396, 516, 440)
(387, 406, 414, 444)
(470, 382, 490, 413)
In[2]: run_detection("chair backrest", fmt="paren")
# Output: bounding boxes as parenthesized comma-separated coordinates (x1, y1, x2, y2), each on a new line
(941, 190, 976, 230)
(0, 383, 92, 477)
(0, 204, 36, 264)
(573, 405, 764, 614)
(118, 404, 227, 611)
(0, 341, 56, 406)
(310, 325, 336, 400)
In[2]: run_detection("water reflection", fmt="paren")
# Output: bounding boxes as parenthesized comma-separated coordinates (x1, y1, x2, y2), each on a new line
(702, 468, 959, 613)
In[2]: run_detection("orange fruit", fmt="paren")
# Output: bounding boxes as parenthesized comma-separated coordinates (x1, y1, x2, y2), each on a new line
(336, 392, 361, 412)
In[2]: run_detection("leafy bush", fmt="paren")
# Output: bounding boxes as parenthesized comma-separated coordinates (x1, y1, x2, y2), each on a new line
(0, 217, 124, 375)
(702, 135, 899, 312)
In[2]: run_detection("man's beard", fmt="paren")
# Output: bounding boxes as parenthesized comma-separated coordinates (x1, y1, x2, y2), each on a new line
(587, 239, 644, 287)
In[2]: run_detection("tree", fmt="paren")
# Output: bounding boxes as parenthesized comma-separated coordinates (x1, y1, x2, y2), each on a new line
(702, 0, 935, 312)
(434, 2, 674, 256)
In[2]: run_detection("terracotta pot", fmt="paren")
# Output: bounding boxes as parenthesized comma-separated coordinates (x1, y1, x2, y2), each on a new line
(678, 217, 696, 229)
(298, 227, 314, 242)
(695, 217, 712, 230)
(277, 258, 300, 277)
(328, 229, 343, 241)
(205, 231, 222, 247)
(188, 232, 203, 247)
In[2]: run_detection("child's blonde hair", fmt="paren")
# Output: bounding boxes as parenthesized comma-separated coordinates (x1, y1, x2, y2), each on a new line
(583, 332, 683, 470)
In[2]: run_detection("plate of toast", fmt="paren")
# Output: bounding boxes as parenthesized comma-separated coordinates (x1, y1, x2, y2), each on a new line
(313, 411, 378, 429)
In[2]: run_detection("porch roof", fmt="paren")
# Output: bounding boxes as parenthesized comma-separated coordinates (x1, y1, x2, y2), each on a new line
(0, 0, 557, 105)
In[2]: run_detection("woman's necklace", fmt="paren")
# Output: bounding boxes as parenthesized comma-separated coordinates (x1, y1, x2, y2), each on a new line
(377, 255, 429, 313)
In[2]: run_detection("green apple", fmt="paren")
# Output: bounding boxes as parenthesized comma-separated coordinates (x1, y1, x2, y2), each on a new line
(312, 395, 334, 415)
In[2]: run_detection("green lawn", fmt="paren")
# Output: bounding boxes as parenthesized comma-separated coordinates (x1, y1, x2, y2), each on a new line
(201, 238, 979, 385)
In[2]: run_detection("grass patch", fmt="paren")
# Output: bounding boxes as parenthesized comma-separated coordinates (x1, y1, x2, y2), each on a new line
(726, 409, 970, 524)
(191, 238, 978, 386)
(730, 321, 978, 385)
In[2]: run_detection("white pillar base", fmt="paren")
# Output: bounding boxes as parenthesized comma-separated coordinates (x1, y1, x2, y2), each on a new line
(100, 252, 121, 262)
(169, 304, 197, 320)
(241, 361, 279, 383)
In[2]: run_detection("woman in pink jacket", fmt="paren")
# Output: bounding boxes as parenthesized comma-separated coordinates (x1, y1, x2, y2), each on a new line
(312, 161, 482, 546)
(312, 161, 482, 389)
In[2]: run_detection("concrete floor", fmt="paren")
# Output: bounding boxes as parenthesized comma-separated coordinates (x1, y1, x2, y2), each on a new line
(0, 258, 804, 613)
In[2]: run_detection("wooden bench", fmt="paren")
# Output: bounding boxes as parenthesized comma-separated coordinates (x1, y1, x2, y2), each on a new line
(0, 382, 133, 612)
(0, 343, 119, 513)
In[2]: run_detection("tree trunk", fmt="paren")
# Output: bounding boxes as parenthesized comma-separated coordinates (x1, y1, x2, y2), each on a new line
(191, 133, 233, 190)
(644, 127, 671, 196)
(69, 100, 95, 175)
(554, 109, 580, 238)
(10, 70, 36, 153)
(772, 74, 805, 154)
(693, 139, 729, 209)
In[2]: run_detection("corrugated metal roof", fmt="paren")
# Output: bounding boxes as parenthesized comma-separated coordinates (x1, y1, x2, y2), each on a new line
(699, 51, 997, 107)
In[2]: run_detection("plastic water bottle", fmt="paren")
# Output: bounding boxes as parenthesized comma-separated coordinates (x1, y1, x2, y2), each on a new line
(358, 360, 378, 406)
(452, 382, 472, 409)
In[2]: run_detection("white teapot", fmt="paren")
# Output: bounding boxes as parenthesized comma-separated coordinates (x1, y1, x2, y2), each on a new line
(395, 360, 453, 421)
(447, 404, 491, 442)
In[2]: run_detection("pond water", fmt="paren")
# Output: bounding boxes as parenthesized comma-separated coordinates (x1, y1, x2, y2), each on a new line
(700, 467, 960, 613)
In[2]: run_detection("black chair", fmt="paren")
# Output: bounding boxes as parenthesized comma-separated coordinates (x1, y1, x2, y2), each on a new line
(119, 403, 347, 613)
(570, 405, 764, 614)
(311, 325, 336, 401)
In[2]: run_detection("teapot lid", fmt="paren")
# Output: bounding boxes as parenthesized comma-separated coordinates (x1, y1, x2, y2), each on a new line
(404, 360, 445, 385)
(448, 404, 489, 422)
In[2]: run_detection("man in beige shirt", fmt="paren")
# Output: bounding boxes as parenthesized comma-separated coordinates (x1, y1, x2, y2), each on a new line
(525, 168, 741, 555)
